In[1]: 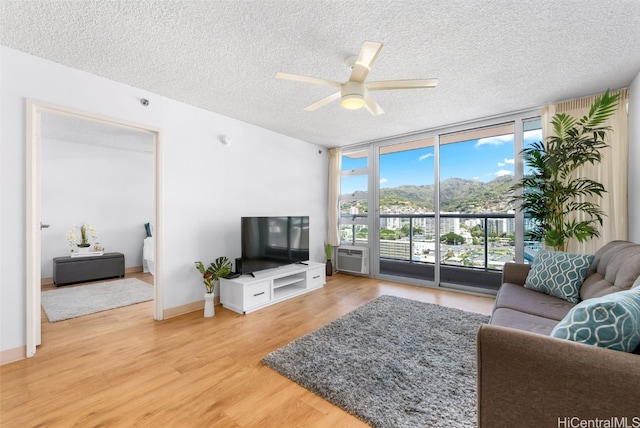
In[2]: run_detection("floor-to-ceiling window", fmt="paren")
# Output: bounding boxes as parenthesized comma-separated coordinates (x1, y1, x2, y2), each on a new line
(522, 118, 543, 263)
(339, 149, 369, 246)
(336, 112, 540, 293)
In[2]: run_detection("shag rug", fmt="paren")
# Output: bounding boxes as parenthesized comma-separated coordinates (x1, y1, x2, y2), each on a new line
(262, 295, 489, 428)
(42, 278, 153, 322)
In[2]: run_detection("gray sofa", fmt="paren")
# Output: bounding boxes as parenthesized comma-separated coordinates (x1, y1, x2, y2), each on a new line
(477, 240, 640, 428)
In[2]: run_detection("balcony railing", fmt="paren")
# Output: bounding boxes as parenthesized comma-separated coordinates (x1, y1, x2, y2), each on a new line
(341, 212, 517, 291)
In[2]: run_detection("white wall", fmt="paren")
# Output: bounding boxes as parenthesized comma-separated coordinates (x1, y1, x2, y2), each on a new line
(0, 46, 329, 355)
(41, 138, 154, 277)
(628, 71, 640, 243)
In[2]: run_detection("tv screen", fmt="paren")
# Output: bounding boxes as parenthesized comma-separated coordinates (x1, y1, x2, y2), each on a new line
(240, 216, 310, 274)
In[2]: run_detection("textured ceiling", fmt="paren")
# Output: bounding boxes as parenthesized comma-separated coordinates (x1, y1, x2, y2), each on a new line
(2, 1, 640, 148)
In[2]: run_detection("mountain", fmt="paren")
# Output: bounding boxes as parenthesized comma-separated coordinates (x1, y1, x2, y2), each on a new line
(379, 176, 515, 213)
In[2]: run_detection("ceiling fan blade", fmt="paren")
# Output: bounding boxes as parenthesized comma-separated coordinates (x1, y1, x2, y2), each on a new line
(276, 72, 342, 88)
(367, 78, 439, 91)
(349, 41, 383, 83)
(364, 93, 384, 116)
(304, 91, 341, 111)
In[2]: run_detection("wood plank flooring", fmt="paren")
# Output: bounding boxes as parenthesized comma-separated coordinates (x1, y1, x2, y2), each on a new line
(1, 273, 494, 427)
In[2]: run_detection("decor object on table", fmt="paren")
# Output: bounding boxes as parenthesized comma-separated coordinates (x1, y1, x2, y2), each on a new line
(508, 90, 619, 251)
(263, 295, 488, 428)
(41, 278, 153, 322)
(195, 256, 232, 317)
(324, 242, 333, 276)
(66, 223, 99, 253)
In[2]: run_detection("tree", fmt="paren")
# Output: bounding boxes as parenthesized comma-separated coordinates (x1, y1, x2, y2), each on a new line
(440, 232, 465, 245)
(380, 229, 398, 240)
(509, 90, 619, 251)
(400, 224, 424, 236)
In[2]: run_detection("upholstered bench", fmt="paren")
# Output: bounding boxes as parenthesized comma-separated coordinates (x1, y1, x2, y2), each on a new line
(53, 252, 125, 286)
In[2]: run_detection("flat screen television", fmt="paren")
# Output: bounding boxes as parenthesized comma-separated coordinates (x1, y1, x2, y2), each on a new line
(240, 216, 310, 274)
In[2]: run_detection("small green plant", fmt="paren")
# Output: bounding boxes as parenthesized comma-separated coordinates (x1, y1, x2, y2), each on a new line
(509, 90, 619, 251)
(195, 256, 232, 294)
(325, 243, 332, 261)
(66, 223, 98, 248)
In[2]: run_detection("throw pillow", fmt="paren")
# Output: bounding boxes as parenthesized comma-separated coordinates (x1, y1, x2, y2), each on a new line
(550, 288, 640, 352)
(524, 249, 594, 303)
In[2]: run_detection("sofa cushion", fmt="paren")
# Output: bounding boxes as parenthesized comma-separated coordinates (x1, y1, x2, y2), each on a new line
(490, 308, 559, 335)
(550, 288, 640, 352)
(495, 283, 576, 321)
(524, 249, 594, 303)
(580, 241, 640, 300)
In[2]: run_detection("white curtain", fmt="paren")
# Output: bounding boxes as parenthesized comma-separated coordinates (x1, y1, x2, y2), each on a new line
(327, 147, 342, 247)
(542, 89, 629, 254)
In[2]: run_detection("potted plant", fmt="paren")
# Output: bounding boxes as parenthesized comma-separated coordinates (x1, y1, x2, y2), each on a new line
(195, 256, 232, 317)
(66, 223, 98, 253)
(325, 243, 333, 276)
(509, 90, 619, 251)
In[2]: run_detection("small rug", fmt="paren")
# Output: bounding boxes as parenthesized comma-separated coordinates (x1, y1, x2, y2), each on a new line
(262, 295, 489, 428)
(42, 278, 153, 322)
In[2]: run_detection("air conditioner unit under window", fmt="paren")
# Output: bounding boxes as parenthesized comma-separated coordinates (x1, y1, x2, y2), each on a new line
(336, 245, 369, 275)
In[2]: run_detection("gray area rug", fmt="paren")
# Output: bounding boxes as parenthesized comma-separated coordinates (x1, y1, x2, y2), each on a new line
(262, 295, 489, 428)
(41, 278, 153, 322)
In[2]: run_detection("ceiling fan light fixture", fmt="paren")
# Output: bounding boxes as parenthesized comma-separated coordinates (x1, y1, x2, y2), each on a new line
(340, 82, 366, 110)
(341, 94, 366, 110)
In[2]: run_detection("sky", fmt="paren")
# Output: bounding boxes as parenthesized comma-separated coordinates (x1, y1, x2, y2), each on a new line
(341, 129, 542, 194)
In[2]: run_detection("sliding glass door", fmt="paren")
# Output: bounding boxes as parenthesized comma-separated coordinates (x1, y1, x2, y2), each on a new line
(378, 138, 436, 282)
(437, 124, 515, 290)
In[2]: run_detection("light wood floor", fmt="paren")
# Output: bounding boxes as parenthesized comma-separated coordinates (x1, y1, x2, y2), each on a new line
(2, 273, 494, 427)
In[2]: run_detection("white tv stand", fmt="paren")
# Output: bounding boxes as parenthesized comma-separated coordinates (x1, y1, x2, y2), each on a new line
(220, 262, 325, 314)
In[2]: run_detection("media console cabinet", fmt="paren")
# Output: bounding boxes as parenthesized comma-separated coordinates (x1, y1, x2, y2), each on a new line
(220, 262, 325, 314)
(53, 252, 125, 286)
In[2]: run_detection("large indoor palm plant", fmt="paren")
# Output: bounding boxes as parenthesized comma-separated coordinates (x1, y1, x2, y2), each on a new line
(509, 90, 619, 251)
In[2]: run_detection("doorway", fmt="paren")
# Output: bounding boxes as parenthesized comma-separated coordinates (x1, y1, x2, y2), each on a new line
(26, 100, 163, 358)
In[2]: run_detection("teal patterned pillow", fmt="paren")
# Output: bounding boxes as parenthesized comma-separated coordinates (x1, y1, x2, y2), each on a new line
(524, 249, 594, 303)
(550, 289, 640, 352)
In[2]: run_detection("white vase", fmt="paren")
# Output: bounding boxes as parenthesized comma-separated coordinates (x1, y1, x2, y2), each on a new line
(204, 292, 215, 317)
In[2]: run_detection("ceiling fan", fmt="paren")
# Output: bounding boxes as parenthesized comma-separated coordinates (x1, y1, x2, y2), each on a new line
(276, 41, 438, 115)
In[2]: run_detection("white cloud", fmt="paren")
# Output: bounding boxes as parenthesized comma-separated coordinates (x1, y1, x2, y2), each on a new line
(495, 169, 513, 177)
(497, 162, 505, 167)
(475, 134, 514, 148)
(503, 158, 514, 164)
(419, 153, 434, 161)
(380, 178, 388, 184)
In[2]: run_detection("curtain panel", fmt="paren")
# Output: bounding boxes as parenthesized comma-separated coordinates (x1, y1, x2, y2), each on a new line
(542, 88, 629, 254)
(327, 148, 341, 247)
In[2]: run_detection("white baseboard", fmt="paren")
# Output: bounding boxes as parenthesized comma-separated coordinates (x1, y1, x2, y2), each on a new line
(163, 296, 220, 319)
(0, 346, 26, 365)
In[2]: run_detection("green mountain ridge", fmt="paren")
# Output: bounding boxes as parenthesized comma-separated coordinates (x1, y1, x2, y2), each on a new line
(379, 175, 515, 213)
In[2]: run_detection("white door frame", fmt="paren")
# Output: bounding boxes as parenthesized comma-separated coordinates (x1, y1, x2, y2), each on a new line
(26, 99, 164, 357)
